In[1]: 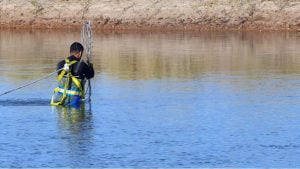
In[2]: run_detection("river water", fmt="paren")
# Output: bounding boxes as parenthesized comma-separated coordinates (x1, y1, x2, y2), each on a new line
(0, 30, 299, 167)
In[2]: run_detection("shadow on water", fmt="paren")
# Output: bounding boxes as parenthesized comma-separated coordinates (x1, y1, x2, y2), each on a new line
(0, 98, 50, 106)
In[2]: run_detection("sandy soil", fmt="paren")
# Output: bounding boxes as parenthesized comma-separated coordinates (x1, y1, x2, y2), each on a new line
(0, 0, 299, 31)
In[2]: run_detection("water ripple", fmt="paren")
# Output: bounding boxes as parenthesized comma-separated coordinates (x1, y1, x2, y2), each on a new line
(0, 99, 50, 106)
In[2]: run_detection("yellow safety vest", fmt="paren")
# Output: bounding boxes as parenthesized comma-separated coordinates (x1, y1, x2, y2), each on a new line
(51, 59, 85, 106)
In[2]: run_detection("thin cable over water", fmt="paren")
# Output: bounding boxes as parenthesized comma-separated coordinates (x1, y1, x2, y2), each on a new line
(81, 21, 93, 100)
(0, 68, 63, 97)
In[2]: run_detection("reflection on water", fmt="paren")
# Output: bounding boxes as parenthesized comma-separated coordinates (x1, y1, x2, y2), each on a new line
(0, 30, 300, 81)
(0, 30, 300, 167)
(95, 32, 300, 79)
(55, 103, 93, 133)
(54, 103, 95, 166)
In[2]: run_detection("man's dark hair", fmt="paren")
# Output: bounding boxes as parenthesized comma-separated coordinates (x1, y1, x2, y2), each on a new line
(70, 42, 84, 54)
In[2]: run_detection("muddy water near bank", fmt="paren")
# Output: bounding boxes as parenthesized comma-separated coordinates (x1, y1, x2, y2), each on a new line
(0, 30, 300, 167)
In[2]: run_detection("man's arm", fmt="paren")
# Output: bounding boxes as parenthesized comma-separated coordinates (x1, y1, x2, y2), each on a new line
(82, 62, 94, 79)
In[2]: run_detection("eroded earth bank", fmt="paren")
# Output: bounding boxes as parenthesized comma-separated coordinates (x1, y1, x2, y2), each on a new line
(0, 0, 300, 31)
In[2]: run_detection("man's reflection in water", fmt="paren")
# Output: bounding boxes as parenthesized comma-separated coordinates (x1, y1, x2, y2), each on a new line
(53, 103, 95, 165)
(55, 103, 93, 133)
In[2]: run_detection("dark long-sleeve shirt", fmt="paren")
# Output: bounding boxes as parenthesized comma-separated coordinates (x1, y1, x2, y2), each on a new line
(57, 55, 94, 79)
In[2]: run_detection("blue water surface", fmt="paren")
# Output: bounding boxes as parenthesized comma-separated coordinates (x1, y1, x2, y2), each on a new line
(0, 30, 300, 167)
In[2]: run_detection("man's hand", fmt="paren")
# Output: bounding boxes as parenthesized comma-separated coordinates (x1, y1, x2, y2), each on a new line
(63, 63, 70, 72)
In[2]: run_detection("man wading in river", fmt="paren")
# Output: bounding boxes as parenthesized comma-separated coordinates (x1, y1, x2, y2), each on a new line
(51, 42, 94, 106)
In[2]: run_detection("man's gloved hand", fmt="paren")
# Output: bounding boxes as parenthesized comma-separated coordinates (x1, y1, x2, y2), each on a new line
(63, 63, 70, 72)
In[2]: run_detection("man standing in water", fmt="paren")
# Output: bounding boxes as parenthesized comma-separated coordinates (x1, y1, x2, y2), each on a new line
(51, 42, 94, 106)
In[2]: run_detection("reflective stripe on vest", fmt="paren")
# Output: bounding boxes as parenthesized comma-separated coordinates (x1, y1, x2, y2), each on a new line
(54, 87, 81, 96)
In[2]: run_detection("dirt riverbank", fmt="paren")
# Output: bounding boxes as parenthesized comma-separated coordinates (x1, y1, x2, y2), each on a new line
(0, 0, 299, 31)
